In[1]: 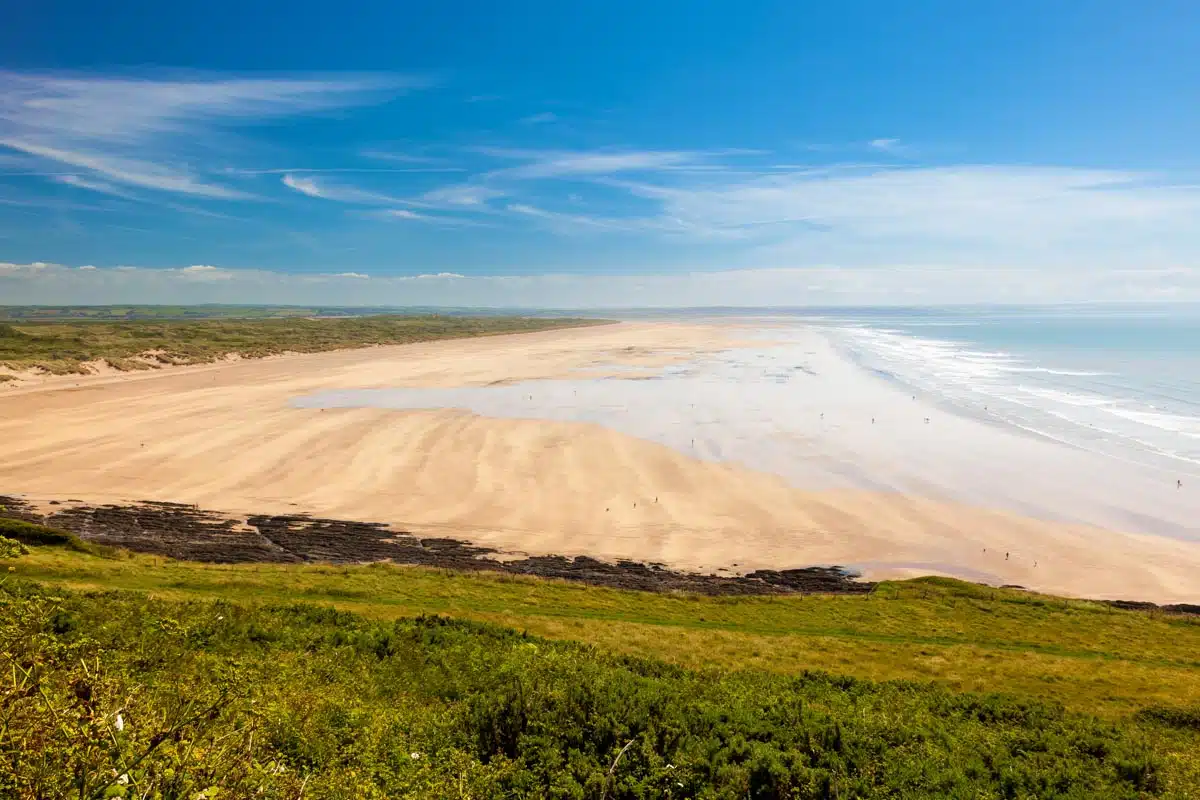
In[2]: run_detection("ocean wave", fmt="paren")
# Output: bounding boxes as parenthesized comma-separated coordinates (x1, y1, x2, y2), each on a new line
(999, 366, 1114, 377)
(827, 319, 1200, 474)
(1103, 407, 1200, 435)
(1014, 386, 1116, 407)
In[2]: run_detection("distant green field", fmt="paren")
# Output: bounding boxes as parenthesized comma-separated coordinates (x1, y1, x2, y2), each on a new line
(0, 305, 422, 321)
(0, 314, 605, 375)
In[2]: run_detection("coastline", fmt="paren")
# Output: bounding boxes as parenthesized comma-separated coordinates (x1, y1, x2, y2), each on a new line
(7, 494, 1200, 615)
(2, 319, 1198, 603)
(0, 495, 872, 596)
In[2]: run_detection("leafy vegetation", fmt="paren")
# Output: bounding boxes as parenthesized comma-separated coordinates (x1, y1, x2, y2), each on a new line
(0, 518, 117, 557)
(1, 578, 1186, 799)
(0, 535, 27, 559)
(6, 529, 1200, 796)
(15, 544, 1200, 719)
(0, 305, 561, 321)
(0, 314, 604, 375)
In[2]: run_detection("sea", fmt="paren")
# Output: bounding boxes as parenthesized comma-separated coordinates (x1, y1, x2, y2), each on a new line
(802, 304, 1200, 478)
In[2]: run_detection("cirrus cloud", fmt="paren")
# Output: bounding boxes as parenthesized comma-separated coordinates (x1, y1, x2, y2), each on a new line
(0, 70, 425, 200)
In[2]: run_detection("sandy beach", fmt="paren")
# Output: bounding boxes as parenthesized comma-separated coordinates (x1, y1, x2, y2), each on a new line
(3, 320, 1198, 602)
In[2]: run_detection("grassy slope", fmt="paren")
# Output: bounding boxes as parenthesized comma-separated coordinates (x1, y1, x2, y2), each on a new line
(14, 547, 1200, 720)
(0, 315, 602, 374)
(3, 580, 1183, 800)
(7, 543, 1200, 797)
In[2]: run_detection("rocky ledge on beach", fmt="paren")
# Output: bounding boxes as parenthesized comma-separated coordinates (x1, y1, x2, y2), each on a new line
(0, 495, 871, 596)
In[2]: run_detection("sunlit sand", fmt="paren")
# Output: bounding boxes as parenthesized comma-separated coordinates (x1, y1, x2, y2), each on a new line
(2, 321, 1197, 602)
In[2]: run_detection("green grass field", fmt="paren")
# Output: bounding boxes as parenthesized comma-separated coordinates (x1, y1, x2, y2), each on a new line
(0, 305, 397, 321)
(5, 530, 1200, 798)
(0, 305, 567, 321)
(0, 314, 603, 375)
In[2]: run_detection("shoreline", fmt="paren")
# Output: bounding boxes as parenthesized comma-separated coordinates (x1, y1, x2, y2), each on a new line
(829, 330, 1200, 483)
(0, 495, 871, 597)
(2, 319, 1197, 603)
(290, 322, 1198, 541)
(6, 494, 1200, 615)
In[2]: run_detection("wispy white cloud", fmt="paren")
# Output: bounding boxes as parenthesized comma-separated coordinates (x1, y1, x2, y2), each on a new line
(868, 138, 906, 155)
(283, 175, 493, 221)
(264, 151, 1200, 263)
(53, 173, 138, 199)
(280, 173, 329, 199)
(506, 202, 663, 233)
(519, 112, 558, 125)
(376, 208, 494, 227)
(283, 169, 507, 222)
(0, 71, 413, 141)
(6, 74, 1200, 284)
(0, 71, 422, 200)
(476, 148, 704, 180)
(419, 184, 506, 207)
(281, 173, 403, 205)
(361, 149, 458, 167)
(505, 200, 738, 239)
(158, 201, 244, 221)
(0, 192, 115, 213)
(228, 166, 466, 175)
(1, 139, 248, 198)
(612, 164, 1200, 264)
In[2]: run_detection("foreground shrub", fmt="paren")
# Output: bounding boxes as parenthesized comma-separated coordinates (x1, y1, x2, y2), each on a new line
(1136, 706, 1200, 732)
(0, 518, 116, 557)
(0, 535, 26, 559)
(0, 582, 1171, 798)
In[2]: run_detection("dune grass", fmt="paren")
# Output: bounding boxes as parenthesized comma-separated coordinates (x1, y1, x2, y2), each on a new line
(0, 315, 604, 375)
(0, 304, 400, 321)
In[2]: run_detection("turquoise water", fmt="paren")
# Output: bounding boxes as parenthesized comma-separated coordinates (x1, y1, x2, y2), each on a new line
(815, 305, 1200, 477)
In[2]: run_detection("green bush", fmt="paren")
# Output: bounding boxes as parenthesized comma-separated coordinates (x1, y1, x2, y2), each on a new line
(0, 518, 82, 548)
(0, 582, 1171, 799)
(0, 535, 26, 558)
(0, 518, 116, 557)
(1136, 706, 1200, 732)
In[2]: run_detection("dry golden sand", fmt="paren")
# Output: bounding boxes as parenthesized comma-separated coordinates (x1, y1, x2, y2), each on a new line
(3, 322, 1199, 602)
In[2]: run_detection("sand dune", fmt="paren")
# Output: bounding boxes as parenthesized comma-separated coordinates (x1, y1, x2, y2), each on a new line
(3, 321, 1198, 602)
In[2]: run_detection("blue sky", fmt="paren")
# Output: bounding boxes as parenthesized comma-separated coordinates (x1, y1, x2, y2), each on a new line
(2, 1, 1200, 306)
